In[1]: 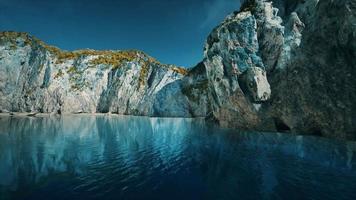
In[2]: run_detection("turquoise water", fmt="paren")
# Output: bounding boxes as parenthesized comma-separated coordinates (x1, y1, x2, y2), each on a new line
(0, 115, 355, 200)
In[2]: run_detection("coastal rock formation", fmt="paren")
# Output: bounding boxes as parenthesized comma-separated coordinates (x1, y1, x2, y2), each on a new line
(0, 0, 355, 139)
(204, 0, 356, 139)
(267, 0, 356, 139)
(153, 62, 209, 117)
(203, 0, 275, 129)
(0, 32, 208, 117)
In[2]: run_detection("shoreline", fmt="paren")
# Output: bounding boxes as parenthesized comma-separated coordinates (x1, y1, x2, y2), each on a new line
(2, 112, 355, 142)
(0, 112, 205, 119)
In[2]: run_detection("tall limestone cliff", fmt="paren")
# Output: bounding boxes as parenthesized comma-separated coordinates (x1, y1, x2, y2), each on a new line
(0, 0, 355, 139)
(0, 32, 207, 117)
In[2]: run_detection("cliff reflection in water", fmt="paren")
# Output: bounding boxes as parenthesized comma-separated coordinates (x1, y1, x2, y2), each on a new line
(0, 115, 355, 200)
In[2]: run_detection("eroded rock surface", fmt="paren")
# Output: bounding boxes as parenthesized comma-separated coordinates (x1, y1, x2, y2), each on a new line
(267, 0, 356, 139)
(0, 32, 203, 117)
(203, 8, 271, 129)
(203, 0, 356, 139)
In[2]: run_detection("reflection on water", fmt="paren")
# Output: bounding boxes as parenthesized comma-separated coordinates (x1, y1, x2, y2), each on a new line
(0, 115, 355, 200)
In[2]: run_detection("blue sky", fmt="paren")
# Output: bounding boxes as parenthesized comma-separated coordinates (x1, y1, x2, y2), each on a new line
(0, 0, 241, 67)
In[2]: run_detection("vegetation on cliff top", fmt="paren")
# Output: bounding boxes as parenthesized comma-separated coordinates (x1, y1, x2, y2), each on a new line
(0, 31, 188, 75)
(0, 31, 189, 91)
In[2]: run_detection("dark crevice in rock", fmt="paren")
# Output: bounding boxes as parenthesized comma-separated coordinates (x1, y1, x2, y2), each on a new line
(147, 67, 156, 88)
(274, 118, 291, 132)
(309, 128, 323, 137)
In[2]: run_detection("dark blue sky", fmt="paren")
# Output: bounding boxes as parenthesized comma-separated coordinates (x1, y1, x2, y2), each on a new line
(0, 0, 241, 67)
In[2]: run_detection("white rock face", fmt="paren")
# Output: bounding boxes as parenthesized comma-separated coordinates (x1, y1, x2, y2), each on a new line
(203, 2, 273, 129)
(240, 67, 271, 102)
(153, 62, 210, 117)
(0, 32, 207, 117)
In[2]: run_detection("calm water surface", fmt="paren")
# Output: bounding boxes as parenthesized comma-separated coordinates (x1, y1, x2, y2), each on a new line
(0, 115, 355, 200)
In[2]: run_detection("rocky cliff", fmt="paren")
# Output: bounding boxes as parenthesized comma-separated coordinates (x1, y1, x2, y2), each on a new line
(0, 0, 355, 139)
(267, 0, 356, 139)
(203, 0, 356, 140)
(0, 32, 208, 117)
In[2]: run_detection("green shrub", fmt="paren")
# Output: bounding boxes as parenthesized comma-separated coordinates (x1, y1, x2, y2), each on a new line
(67, 66, 78, 74)
(138, 62, 150, 89)
(172, 67, 189, 75)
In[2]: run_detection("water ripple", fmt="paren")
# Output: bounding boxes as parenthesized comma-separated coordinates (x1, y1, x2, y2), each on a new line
(0, 115, 355, 200)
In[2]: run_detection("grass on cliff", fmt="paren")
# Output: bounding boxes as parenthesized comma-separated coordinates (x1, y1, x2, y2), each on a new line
(0, 32, 30, 49)
(89, 50, 139, 69)
(0, 31, 190, 90)
(171, 67, 189, 76)
(137, 62, 188, 89)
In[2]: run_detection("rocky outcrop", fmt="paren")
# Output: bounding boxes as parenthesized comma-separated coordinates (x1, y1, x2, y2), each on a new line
(0, 32, 207, 117)
(267, 0, 356, 139)
(203, 0, 356, 139)
(203, 2, 273, 130)
(0, 0, 355, 139)
(153, 62, 209, 117)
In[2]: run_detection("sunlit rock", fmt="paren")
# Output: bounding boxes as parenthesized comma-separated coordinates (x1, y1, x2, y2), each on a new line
(240, 67, 271, 102)
(0, 32, 195, 117)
